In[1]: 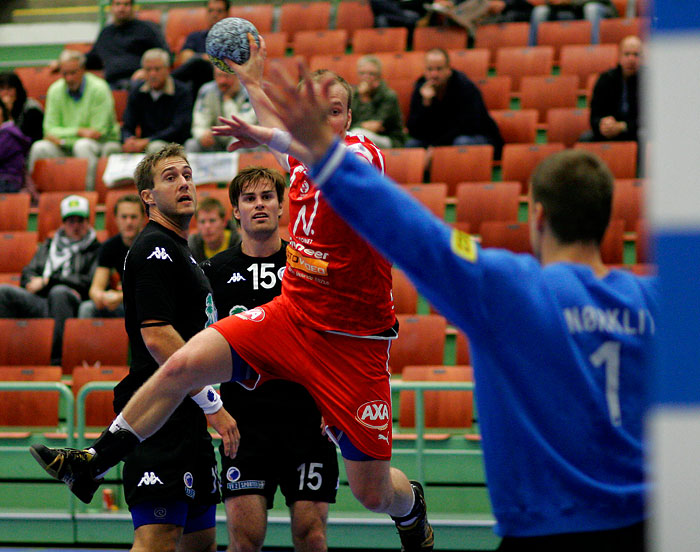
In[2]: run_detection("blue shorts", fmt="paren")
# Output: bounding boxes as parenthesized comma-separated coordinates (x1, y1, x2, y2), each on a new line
(130, 500, 216, 534)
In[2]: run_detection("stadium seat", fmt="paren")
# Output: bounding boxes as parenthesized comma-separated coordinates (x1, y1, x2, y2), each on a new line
(490, 109, 538, 143)
(520, 75, 579, 123)
(600, 17, 646, 45)
(455, 331, 471, 365)
(260, 32, 289, 58)
(475, 22, 530, 65)
(279, 2, 331, 34)
(72, 365, 128, 426)
(611, 179, 644, 232)
(0, 273, 21, 287)
(446, 48, 490, 81)
(229, 4, 275, 34)
(165, 7, 207, 52)
(501, 143, 565, 193)
(135, 8, 162, 25)
(376, 51, 425, 83)
(383, 148, 426, 184)
(585, 72, 599, 103)
(237, 150, 284, 172)
(61, 318, 129, 375)
(352, 27, 408, 54)
(635, 219, 650, 263)
(392, 267, 418, 315)
(401, 183, 448, 219)
(536, 20, 593, 61)
(479, 221, 532, 253)
(389, 78, 415, 122)
(600, 219, 625, 264)
(574, 141, 638, 178)
(399, 365, 474, 429)
(293, 30, 348, 60)
(0, 366, 62, 427)
(413, 27, 468, 51)
(475, 75, 512, 110)
(430, 145, 494, 196)
(32, 157, 89, 193)
(455, 182, 521, 232)
(14, 66, 60, 107)
(104, 187, 139, 237)
(495, 46, 553, 90)
(37, 191, 98, 241)
(63, 42, 93, 54)
(0, 319, 55, 366)
(559, 44, 618, 89)
(0, 193, 30, 231)
(546, 107, 591, 148)
(0, 232, 38, 273)
(112, 88, 129, 123)
(264, 55, 306, 79)
(389, 314, 447, 375)
(309, 53, 361, 83)
(336, 1, 375, 44)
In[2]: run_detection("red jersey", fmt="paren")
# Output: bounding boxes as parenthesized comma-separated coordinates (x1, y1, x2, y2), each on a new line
(282, 133, 395, 335)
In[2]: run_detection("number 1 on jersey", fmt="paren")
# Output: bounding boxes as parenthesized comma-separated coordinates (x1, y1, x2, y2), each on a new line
(589, 340, 622, 427)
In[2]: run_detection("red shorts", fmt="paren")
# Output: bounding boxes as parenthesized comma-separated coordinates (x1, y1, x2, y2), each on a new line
(211, 295, 394, 460)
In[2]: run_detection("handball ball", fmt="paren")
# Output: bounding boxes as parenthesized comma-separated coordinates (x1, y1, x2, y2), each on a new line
(206, 17, 260, 72)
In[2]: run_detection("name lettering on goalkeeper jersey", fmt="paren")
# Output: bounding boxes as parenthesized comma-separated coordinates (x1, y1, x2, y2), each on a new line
(564, 306, 656, 336)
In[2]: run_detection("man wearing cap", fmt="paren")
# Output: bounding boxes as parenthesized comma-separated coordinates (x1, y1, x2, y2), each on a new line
(0, 194, 100, 364)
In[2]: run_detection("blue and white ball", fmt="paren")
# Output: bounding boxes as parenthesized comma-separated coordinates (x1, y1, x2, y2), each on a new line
(206, 17, 260, 72)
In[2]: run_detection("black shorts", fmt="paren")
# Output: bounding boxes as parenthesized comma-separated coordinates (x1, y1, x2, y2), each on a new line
(220, 425, 339, 508)
(123, 406, 220, 508)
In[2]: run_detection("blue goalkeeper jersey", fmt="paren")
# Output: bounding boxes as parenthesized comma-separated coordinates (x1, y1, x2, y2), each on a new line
(310, 141, 659, 537)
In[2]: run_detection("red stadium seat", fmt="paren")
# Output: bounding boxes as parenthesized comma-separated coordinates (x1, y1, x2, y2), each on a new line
(446, 48, 490, 81)
(383, 148, 426, 184)
(61, 318, 129, 376)
(479, 221, 532, 253)
(0, 193, 30, 231)
(279, 2, 331, 34)
(475, 22, 530, 65)
(389, 314, 447, 375)
(501, 143, 565, 193)
(475, 75, 512, 111)
(72, 365, 128, 426)
(611, 178, 645, 232)
(336, 1, 375, 43)
(0, 232, 38, 273)
(165, 7, 207, 52)
(0, 319, 54, 366)
(536, 20, 592, 61)
(413, 27, 468, 51)
(352, 27, 408, 54)
(490, 109, 538, 143)
(32, 157, 89, 193)
(401, 183, 448, 219)
(0, 366, 62, 427)
(546, 108, 591, 148)
(229, 4, 274, 34)
(559, 44, 618, 89)
(455, 182, 521, 232)
(292, 30, 347, 60)
(392, 267, 418, 315)
(574, 141, 638, 179)
(430, 145, 494, 196)
(495, 46, 553, 90)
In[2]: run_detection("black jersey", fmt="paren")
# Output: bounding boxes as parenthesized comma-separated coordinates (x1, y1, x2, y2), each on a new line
(202, 241, 326, 444)
(115, 221, 217, 413)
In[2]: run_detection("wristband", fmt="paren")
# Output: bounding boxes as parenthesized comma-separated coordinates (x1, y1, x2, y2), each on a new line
(268, 128, 292, 153)
(191, 385, 223, 414)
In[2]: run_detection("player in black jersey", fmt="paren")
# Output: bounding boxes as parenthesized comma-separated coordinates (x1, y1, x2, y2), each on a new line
(201, 166, 338, 552)
(92, 144, 240, 551)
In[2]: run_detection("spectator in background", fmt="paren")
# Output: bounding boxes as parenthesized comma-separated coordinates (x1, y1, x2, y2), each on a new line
(0, 99, 31, 193)
(188, 196, 240, 263)
(184, 67, 256, 154)
(583, 35, 642, 143)
(172, 0, 230, 98)
(78, 194, 146, 319)
(406, 48, 503, 157)
(0, 71, 44, 144)
(528, 0, 616, 46)
(84, 0, 170, 90)
(0, 195, 100, 364)
(423, 0, 533, 32)
(28, 50, 121, 190)
(350, 55, 406, 149)
(122, 48, 192, 154)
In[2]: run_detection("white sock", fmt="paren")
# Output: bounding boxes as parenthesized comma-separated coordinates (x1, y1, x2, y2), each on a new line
(108, 412, 145, 442)
(396, 491, 417, 525)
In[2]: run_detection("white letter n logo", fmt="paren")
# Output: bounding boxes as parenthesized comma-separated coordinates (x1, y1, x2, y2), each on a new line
(293, 191, 321, 237)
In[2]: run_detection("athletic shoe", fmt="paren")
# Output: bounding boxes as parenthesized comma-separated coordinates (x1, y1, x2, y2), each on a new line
(29, 444, 100, 504)
(395, 480, 435, 551)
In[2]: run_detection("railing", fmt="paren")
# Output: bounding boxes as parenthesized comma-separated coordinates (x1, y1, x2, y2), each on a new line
(390, 379, 475, 486)
(1, 379, 477, 486)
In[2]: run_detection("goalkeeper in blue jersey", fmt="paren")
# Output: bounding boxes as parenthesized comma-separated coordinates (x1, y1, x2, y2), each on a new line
(214, 62, 659, 551)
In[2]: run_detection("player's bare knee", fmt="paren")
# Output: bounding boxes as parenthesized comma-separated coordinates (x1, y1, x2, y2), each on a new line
(292, 524, 327, 552)
(228, 537, 262, 552)
(350, 484, 390, 512)
(160, 348, 198, 388)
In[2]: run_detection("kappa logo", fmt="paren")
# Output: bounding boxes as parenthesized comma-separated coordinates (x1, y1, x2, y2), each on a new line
(355, 400, 390, 430)
(138, 471, 163, 486)
(227, 272, 246, 283)
(235, 306, 265, 322)
(147, 247, 173, 262)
